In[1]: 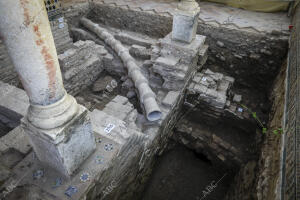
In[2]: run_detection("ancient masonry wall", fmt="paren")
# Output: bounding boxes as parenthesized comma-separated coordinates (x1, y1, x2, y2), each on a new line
(58, 40, 107, 96)
(173, 68, 259, 169)
(281, 5, 300, 200)
(88, 2, 288, 93)
(225, 59, 286, 200)
(0, 15, 208, 199)
(0, 15, 107, 97)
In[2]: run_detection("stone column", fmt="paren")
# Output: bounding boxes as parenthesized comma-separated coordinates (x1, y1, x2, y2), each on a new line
(0, 0, 96, 176)
(172, 0, 200, 43)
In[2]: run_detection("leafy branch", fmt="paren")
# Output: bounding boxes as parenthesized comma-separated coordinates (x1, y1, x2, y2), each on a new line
(240, 104, 283, 135)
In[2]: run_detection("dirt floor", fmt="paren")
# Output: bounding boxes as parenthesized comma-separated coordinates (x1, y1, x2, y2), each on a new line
(142, 144, 234, 200)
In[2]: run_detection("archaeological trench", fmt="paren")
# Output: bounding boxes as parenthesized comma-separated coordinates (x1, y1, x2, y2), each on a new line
(0, 0, 299, 199)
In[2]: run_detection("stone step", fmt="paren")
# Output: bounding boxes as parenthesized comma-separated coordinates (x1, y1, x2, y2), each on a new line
(90, 108, 141, 145)
(0, 81, 29, 117)
(0, 126, 31, 155)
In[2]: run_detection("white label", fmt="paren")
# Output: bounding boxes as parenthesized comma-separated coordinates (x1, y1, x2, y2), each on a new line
(58, 17, 64, 23)
(58, 23, 64, 29)
(237, 108, 243, 112)
(104, 123, 115, 133)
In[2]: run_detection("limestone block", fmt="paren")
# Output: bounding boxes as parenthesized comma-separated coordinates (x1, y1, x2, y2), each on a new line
(0, 126, 31, 154)
(155, 56, 179, 68)
(162, 91, 180, 108)
(90, 109, 141, 145)
(22, 106, 96, 176)
(172, 10, 200, 43)
(160, 34, 206, 64)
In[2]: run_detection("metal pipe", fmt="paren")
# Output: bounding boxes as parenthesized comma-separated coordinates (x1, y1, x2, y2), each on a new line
(80, 17, 162, 121)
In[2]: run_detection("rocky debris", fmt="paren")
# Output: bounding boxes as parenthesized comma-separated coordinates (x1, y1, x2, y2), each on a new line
(92, 76, 115, 92)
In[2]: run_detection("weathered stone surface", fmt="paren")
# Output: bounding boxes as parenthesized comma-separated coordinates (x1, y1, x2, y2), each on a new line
(172, 9, 200, 43)
(0, 126, 31, 155)
(150, 33, 207, 90)
(0, 148, 24, 169)
(233, 94, 242, 103)
(93, 76, 114, 92)
(22, 106, 96, 176)
(162, 91, 180, 108)
(58, 40, 105, 95)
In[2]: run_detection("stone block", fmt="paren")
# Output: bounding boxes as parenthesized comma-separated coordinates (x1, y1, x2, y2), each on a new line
(0, 126, 31, 154)
(111, 95, 129, 105)
(233, 94, 242, 103)
(155, 56, 179, 68)
(172, 10, 200, 43)
(224, 76, 235, 83)
(194, 84, 207, 94)
(22, 106, 96, 176)
(90, 109, 141, 145)
(218, 80, 230, 92)
(160, 34, 206, 64)
(162, 91, 180, 108)
(0, 148, 24, 169)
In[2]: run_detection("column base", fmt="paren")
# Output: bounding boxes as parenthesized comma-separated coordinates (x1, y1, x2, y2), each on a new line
(172, 9, 200, 44)
(22, 105, 96, 177)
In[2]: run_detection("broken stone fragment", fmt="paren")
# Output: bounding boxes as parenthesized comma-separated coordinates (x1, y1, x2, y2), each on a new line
(92, 76, 114, 92)
(162, 91, 180, 108)
(126, 90, 136, 99)
(216, 41, 224, 48)
(233, 94, 242, 103)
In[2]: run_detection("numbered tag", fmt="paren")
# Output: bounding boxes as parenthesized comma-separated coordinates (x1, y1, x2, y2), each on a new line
(104, 123, 115, 133)
(58, 17, 64, 23)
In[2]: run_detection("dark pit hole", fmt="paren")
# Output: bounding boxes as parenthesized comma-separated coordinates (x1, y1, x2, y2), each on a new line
(142, 144, 234, 200)
(193, 150, 212, 165)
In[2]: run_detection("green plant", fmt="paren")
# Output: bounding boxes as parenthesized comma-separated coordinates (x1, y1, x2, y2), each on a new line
(240, 104, 283, 135)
